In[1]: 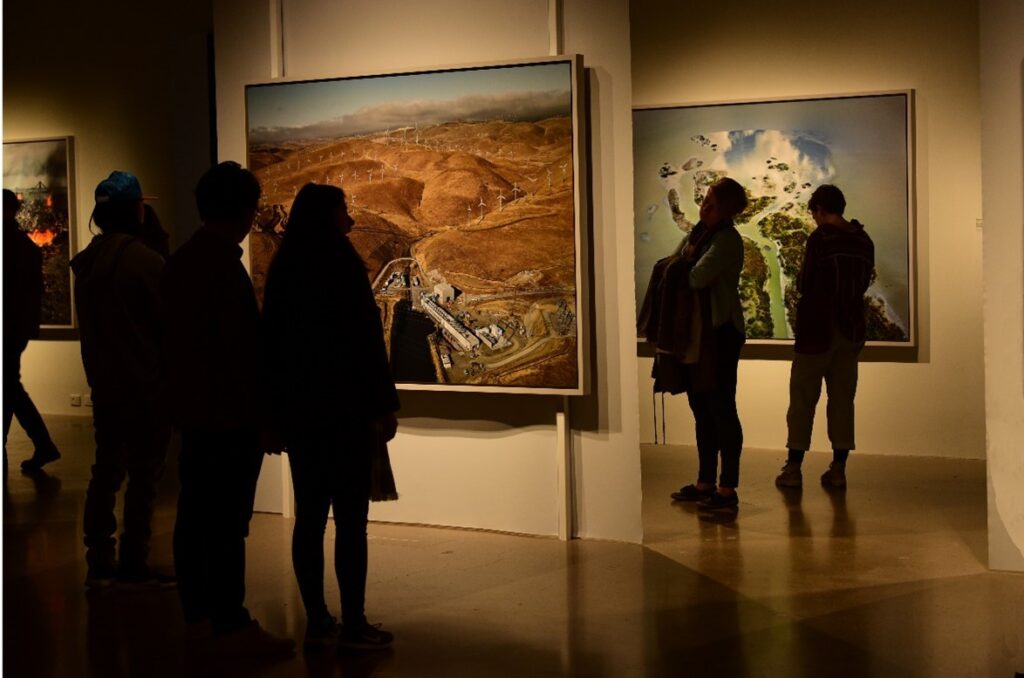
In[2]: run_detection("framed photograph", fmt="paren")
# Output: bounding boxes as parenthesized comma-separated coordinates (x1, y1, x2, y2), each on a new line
(633, 91, 915, 346)
(245, 55, 587, 394)
(3, 136, 77, 335)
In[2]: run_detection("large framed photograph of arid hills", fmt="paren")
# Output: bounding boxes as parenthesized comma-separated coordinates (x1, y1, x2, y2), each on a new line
(246, 56, 587, 394)
(634, 92, 915, 347)
(3, 136, 77, 334)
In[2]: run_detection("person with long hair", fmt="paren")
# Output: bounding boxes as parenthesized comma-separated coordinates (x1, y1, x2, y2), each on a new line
(667, 177, 749, 511)
(263, 183, 399, 651)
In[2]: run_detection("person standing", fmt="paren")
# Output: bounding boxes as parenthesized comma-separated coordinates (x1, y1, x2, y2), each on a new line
(3, 189, 61, 472)
(161, 161, 293, 657)
(262, 183, 399, 651)
(776, 184, 875, 489)
(666, 178, 749, 511)
(71, 172, 171, 587)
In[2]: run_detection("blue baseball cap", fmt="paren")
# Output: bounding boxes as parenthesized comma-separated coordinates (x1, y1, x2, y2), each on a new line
(94, 171, 153, 203)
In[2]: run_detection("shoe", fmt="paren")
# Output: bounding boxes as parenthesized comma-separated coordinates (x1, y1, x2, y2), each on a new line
(821, 463, 847, 489)
(116, 566, 177, 590)
(20, 444, 60, 472)
(304, 614, 340, 652)
(338, 621, 394, 651)
(670, 484, 715, 502)
(85, 566, 117, 590)
(211, 620, 295, 660)
(775, 462, 803, 488)
(697, 491, 739, 511)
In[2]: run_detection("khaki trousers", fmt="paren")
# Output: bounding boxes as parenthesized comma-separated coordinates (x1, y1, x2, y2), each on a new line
(786, 332, 863, 451)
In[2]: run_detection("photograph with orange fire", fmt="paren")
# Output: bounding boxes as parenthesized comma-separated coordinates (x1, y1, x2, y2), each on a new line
(3, 137, 75, 328)
(245, 58, 584, 393)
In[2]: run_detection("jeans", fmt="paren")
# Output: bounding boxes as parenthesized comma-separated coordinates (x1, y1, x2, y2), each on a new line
(686, 324, 744, 489)
(288, 423, 372, 628)
(173, 428, 263, 634)
(83, 398, 170, 571)
(3, 337, 55, 453)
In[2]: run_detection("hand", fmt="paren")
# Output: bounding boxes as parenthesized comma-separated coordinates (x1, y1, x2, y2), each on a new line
(380, 412, 398, 442)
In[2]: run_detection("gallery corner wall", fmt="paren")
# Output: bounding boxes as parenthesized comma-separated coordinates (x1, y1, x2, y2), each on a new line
(3, 1, 213, 417)
(980, 0, 1024, 572)
(631, 0, 987, 461)
(213, 0, 643, 542)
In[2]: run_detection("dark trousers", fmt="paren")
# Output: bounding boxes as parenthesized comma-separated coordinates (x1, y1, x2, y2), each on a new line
(687, 324, 744, 489)
(3, 337, 55, 452)
(173, 428, 263, 635)
(83, 399, 170, 571)
(288, 423, 372, 628)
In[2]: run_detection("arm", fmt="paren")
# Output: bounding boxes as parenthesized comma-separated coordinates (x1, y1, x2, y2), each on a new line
(688, 228, 742, 289)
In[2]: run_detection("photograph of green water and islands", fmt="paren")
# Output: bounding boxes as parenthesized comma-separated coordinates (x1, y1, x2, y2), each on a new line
(634, 92, 914, 345)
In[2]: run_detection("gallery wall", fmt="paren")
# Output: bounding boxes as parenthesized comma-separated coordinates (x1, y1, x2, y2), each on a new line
(630, 0, 988, 460)
(213, 0, 643, 541)
(980, 0, 1024, 571)
(4, 0, 213, 417)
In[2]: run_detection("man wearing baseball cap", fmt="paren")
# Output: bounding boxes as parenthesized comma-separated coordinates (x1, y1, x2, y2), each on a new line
(72, 170, 173, 589)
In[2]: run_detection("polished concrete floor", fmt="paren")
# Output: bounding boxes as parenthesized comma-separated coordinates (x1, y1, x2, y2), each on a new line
(3, 416, 1023, 677)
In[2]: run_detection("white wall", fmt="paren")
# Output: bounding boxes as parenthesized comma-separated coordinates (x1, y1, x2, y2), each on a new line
(980, 0, 1024, 571)
(214, 0, 642, 541)
(631, 0, 987, 460)
(4, 0, 213, 417)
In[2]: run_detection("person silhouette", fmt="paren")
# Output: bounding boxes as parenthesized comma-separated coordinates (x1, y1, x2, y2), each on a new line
(262, 183, 399, 651)
(161, 161, 294, 658)
(3, 189, 61, 473)
(71, 171, 172, 588)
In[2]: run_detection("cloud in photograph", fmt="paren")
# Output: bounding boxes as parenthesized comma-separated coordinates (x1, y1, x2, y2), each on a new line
(250, 89, 571, 144)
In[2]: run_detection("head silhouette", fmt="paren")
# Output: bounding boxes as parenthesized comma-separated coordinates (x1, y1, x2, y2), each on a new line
(284, 183, 352, 244)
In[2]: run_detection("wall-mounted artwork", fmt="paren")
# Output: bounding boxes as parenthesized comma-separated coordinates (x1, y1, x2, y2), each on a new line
(634, 92, 915, 346)
(3, 136, 76, 332)
(246, 56, 586, 394)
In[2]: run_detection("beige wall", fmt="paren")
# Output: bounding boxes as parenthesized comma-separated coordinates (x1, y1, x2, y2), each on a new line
(4, 0, 213, 417)
(631, 0, 987, 460)
(980, 0, 1024, 571)
(214, 0, 643, 541)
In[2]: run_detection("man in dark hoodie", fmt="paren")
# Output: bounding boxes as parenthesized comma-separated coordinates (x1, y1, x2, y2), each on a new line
(776, 184, 875, 489)
(71, 171, 172, 588)
(3, 189, 60, 472)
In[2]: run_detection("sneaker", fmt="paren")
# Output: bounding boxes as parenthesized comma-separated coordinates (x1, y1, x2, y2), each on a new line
(670, 484, 716, 502)
(697, 491, 739, 511)
(116, 566, 177, 590)
(304, 614, 340, 652)
(20, 444, 60, 472)
(338, 621, 394, 651)
(85, 566, 117, 590)
(821, 463, 847, 489)
(211, 620, 295, 660)
(775, 462, 803, 488)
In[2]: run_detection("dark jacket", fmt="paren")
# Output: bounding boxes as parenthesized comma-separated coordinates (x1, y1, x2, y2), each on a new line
(71, 232, 165, 406)
(794, 220, 875, 353)
(262, 230, 399, 434)
(161, 226, 263, 431)
(3, 218, 43, 343)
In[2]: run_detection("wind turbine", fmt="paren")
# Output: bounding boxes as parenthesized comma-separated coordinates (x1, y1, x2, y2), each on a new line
(497, 190, 505, 212)
(512, 182, 521, 200)
(478, 197, 486, 222)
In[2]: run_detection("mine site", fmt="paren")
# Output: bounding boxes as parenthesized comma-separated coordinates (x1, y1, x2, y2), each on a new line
(249, 116, 580, 389)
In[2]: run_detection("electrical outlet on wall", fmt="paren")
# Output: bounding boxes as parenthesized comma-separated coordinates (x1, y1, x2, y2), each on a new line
(83, 393, 93, 407)
(70, 394, 82, 407)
